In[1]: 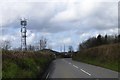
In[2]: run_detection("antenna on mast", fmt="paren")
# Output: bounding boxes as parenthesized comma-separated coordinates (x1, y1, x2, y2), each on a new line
(20, 18, 27, 51)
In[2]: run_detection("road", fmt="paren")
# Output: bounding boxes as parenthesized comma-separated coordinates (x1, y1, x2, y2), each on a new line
(46, 58, 119, 79)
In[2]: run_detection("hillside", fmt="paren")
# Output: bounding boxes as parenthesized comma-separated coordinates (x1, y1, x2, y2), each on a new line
(72, 43, 120, 72)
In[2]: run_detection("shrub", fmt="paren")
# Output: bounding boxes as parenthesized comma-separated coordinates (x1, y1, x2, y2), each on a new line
(2, 50, 54, 78)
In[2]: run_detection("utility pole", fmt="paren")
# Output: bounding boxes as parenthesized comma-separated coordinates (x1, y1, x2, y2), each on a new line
(64, 44, 65, 52)
(60, 46, 62, 52)
(20, 18, 27, 51)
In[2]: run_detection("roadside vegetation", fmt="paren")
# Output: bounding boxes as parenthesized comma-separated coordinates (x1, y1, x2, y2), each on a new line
(73, 34, 120, 72)
(2, 49, 55, 78)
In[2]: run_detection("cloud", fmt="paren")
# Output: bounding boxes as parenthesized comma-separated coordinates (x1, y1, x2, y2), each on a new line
(0, 0, 118, 51)
(62, 37, 72, 45)
(27, 32, 36, 45)
(1, 1, 118, 32)
(1, 2, 32, 27)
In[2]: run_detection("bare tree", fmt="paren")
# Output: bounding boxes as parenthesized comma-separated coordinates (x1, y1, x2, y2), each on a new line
(68, 45, 74, 53)
(39, 37, 47, 50)
(0, 40, 3, 50)
(35, 45, 39, 51)
(78, 44, 84, 51)
(27, 44, 35, 51)
(2, 40, 11, 50)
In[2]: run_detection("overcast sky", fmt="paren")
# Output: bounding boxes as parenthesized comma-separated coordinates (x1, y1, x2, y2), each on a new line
(0, 0, 119, 51)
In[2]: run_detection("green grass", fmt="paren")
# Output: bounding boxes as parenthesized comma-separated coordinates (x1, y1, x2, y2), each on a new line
(72, 43, 119, 72)
(2, 50, 55, 78)
(73, 57, 119, 72)
(3, 61, 19, 78)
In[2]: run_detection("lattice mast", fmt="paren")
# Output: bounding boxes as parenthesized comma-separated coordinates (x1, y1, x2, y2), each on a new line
(20, 18, 27, 51)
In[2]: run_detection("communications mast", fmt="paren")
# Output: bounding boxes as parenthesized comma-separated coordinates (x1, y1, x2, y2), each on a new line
(20, 18, 27, 51)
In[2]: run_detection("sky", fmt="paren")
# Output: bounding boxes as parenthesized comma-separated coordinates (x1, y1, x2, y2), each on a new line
(0, 0, 119, 52)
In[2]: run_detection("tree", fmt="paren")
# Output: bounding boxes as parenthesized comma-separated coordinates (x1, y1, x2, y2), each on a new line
(114, 35, 118, 43)
(104, 34, 108, 44)
(27, 44, 35, 51)
(39, 37, 47, 50)
(118, 34, 120, 42)
(68, 45, 74, 53)
(78, 37, 97, 50)
(97, 34, 102, 46)
(78, 34, 120, 51)
(2, 40, 11, 50)
(0, 40, 3, 50)
(35, 45, 39, 51)
(78, 44, 85, 51)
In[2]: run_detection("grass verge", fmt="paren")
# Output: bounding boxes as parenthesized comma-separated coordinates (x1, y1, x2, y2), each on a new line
(72, 43, 120, 72)
(2, 50, 55, 78)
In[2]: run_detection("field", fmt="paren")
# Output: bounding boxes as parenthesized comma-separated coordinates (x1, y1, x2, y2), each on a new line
(2, 49, 55, 78)
(72, 43, 120, 72)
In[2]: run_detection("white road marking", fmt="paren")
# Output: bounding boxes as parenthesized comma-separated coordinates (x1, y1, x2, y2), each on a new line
(63, 59, 91, 76)
(80, 69, 91, 76)
(69, 62, 71, 64)
(63, 59, 69, 63)
(73, 65, 79, 69)
(46, 72, 50, 79)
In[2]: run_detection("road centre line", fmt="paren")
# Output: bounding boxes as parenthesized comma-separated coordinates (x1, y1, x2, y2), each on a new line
(63, 59, 92, 76)
(80, 69, 91, 76)
(73, 65, 79, 69)
(46, 72, 50, 79)
(63, 59, 91, 76)
(69, 62, 71, 64)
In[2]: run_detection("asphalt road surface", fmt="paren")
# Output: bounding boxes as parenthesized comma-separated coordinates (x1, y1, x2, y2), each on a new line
(46, 58, 119, 78)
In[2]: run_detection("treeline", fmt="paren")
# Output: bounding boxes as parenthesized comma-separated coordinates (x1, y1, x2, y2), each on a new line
(0, 36, 49, 51)
(72, 34, 120, 72)
(78, 34, 120, 50)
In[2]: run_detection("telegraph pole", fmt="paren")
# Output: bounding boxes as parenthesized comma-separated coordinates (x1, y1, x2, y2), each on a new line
(20, 18, 27, 51)
(60, 46, 62, 52)
(64, 44, 65, 52)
